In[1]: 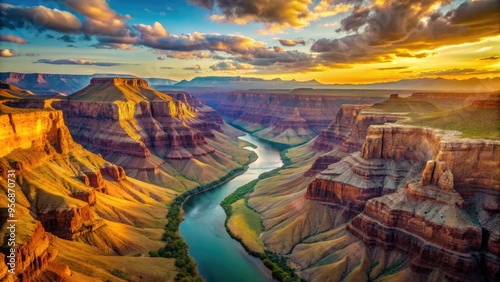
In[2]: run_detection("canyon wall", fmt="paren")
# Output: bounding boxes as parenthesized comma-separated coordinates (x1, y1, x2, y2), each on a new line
(306, 123, 499, 280)
(196, 91, 384, 145)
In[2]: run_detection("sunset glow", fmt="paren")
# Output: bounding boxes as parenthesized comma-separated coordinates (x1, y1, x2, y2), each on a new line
(0, 0, 498, 84)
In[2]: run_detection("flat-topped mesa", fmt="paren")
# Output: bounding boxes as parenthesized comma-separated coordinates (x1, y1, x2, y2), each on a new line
(90, 77, 150, 88)
(409, 91, 497, 108)
(470, 98, 500, 109)
(54, 79, 219, 162)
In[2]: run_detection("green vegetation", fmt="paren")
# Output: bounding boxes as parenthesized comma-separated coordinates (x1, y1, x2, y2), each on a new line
(151, 166, 250, 281)
(406, 106, 500, 139)
(227, 199, 265, 252)
(110, 269, 131, 281)
(379, 260, 405, 277)
(221, 148, 303, 282)
(368, 97, 441, 114)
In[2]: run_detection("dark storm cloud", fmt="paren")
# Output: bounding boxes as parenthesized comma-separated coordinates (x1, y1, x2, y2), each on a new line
(58, 35, 75, 43)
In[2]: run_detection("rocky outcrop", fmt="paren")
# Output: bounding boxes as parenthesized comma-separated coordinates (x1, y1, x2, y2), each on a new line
(0, 106, 108, 242)
(306, 152, 424, 211)
(0, 223, 58, 282)
(0, 110, 72, 160)
(308, 123, 500, 280)
(90, 77, 150, 87)
(307, 104, 406, 175)
(347, 165, 491, 280)
(254, 107, 316, 145)
(312, 104, 372, 151)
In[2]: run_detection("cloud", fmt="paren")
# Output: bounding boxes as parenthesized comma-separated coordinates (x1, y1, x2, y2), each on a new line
(377, 66, 409, 71)
(54, 0, 132, 37)
(0, 34, 28, 44)
(58, 35, 75, 43)
(35, 58, 129, 67)
(475, 46, 492, 53)
(209, 61, 254, 71)
(0, 49, 20, 57)
(90, 35, 138, 50)
(90, 43, 137, 50)
(45, 34, 55, 39)
(183, 64, 202, 72)
(133, 22, 169, 38)
(154, 50, 214, 60)
(421, 68, 477, 76)
(0, 4, 82, 33)
(479, 56, 499, 61)
(66, 44, 77, 48)
(278, 39, 306, 47)
(191, 0, 352, 33)
(24, 53, 39, 57)
(311, 0, 500, 66)
(157, 56, 165, 60)
(160, 66, 173, 69)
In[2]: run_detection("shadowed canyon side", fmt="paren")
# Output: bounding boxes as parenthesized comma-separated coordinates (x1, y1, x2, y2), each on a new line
(0, 79, 255, 281)
(195, 91, 386, 146)
(226, 93, 500, 282)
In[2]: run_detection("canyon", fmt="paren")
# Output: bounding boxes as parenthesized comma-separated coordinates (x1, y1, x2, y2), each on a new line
(233, 92, 499, 282)
(0, 78, 254, 281)
(195, 91, 386, 146)
(1, 75, 498, 282)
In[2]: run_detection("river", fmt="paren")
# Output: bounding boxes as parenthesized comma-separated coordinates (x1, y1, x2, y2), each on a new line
(179, 134, 282, 282)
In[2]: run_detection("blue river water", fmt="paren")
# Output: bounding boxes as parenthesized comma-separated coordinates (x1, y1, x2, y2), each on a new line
(179, 134, 282, 282)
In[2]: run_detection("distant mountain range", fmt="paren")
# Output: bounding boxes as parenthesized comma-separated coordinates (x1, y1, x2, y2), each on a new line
(0, 72, 177, 95)
(1, 72, 499, 94)
(175, 76, 500, 92)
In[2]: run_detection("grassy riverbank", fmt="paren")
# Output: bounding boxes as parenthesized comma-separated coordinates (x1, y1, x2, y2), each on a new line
(150, 151, 257, 281)
(221, 150, 303, 282)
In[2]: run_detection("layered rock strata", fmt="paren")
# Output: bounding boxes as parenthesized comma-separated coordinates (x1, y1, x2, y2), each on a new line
(56, 78, 218, 161)
(0, 106, 107, 241)
(199, 91, 384, 145)
(307, 104, 406, 175)
(310, 123, 500, 280)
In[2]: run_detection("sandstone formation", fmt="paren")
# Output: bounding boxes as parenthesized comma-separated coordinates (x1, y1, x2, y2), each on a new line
(306, 123, 499, 280)
(0, 89, 182, 281)
(197, 91, 384, 145)
(307, 102, 407, 175)
(45, 77, 248, 188)
(312, 104, 372, 151)
(254, 107, 316, 145)
(0, 72, 177, 95)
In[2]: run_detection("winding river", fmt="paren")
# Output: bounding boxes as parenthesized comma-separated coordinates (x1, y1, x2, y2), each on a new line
(179, 134, 282, 282)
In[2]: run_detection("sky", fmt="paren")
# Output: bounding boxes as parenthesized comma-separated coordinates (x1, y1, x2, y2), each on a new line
(0, 0, 498, 84)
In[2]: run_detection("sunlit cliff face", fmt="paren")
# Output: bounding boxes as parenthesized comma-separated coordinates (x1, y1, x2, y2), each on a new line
(0, 0, 498, 83)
